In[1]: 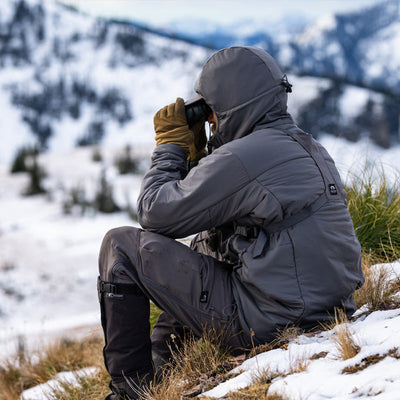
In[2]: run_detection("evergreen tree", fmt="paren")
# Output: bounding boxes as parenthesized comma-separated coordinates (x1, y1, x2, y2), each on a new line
(24, 155, 46, 196)
(94, 169, 120, 213)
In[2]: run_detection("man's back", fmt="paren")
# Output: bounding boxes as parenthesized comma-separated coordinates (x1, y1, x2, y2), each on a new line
(217, 123, 363, 342)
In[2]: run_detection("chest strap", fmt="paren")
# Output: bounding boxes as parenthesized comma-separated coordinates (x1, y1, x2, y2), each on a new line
(252, 129, 345, 256)
(286, 128, 346, 203)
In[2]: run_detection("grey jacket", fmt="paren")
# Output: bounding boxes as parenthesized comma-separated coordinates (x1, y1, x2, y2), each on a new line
(138, 47, 364, 343)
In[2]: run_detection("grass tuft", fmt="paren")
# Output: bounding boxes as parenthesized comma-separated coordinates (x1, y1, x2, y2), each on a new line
(249, 326, 304, 357)
(342, 347, 400, 374)
(353, 254, 400, 312)
(218, 368, 286, 400)
(345, 166, 400, 263)
(330, 310, 360, 360)
(143, 328, 234, 399)
(288, 350, 310, 374)
(171, 329, 231, 380)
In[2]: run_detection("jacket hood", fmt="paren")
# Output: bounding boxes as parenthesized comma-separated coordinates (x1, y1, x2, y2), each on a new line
(194, 46, 292, 147)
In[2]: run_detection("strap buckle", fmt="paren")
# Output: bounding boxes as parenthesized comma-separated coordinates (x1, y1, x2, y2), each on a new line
(100, 281, 117, 294)
(97, 277, 144, 300)
(97, 278, 123, 300)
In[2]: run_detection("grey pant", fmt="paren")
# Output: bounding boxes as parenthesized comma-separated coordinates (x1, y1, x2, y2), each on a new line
(98, 226, 249, 379)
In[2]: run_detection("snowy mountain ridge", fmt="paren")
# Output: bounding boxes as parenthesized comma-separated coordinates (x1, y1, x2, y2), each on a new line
(153, 0, 400, 94)
(0, 0, 209, 163)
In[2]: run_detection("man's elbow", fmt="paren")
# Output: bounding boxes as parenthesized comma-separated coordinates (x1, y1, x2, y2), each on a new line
(137, 204, 155, 231)
(137, 206, 173, 236)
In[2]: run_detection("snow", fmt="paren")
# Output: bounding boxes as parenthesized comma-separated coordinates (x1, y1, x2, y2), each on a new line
(297, 14, 337, 45)
(0, 146, 141, 360)
(360, 13, 400, 86)
(0, 69, 38, 162)
(318, 135, 400, 186)
(21, 367, 98, 400)
(286, 75, 331, 120)
(338, 86, 380, 122)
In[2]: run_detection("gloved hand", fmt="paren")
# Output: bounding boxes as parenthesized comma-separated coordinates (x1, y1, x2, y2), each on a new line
(154, 97, 193, 152)
(188, 119, 207, 162)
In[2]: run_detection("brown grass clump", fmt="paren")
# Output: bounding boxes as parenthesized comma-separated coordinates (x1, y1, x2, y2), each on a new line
(288, 350, 310, 374)
(142, 368, 188, 400)
(331, 310, 360, 360)
(214, 368, 285, 400)
(354, 253, 400, 313)
(341, 353, 386, 374)
(222, 385, 288, 400)
(249, 326, 304, 358)
(342, 347, 400, 374)
(172, 330, 231, 380)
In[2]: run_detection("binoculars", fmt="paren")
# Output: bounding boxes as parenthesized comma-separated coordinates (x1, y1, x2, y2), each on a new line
(185, 97, 212, 127)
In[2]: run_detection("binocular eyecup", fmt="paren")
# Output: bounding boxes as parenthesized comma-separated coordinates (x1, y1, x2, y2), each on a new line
(185, 97, 211, 127)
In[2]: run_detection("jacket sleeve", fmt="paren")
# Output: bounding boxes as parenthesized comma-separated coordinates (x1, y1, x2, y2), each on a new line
(137, 143, 255, 238)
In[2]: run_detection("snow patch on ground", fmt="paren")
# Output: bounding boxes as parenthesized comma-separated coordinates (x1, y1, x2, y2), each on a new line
(20, 367, 98, 400)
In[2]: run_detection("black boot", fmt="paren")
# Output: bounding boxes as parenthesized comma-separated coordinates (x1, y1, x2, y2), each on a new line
(98, 277, 154, 397)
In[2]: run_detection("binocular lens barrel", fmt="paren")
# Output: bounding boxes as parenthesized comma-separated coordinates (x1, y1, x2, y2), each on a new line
(185, 100, 211, 127)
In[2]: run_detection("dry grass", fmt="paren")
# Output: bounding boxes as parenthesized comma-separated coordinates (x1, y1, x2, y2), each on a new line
(330, 310, 360, 360)
(288, 350, 310, 374)
(354, 253, 400, 312)
(142, 368, 188, 400)
(342, 347, 400, 374)
(46, 367, 110, 400)
(213, 368, 285, 400)
(249, 326, 304, 357)
(221, 384, 287, 400)
(0, 335, 108, 400)
(0, 302, 163, 399)
(171, 330, 231, 380)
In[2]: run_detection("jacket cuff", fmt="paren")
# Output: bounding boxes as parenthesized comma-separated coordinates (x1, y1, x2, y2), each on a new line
(153, 143, 188, 158)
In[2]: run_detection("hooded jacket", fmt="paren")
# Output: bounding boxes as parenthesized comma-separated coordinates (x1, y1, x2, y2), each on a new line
(138, 47, 364, 343)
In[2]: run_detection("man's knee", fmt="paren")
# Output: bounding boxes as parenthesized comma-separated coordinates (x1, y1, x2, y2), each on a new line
(98, 226, 141, 281)
(102, 226, 140, 247)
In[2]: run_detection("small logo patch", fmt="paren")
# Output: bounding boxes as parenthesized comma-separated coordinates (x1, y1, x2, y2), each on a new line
(329, 184, 338, 195)
(200, 291, 209, 303)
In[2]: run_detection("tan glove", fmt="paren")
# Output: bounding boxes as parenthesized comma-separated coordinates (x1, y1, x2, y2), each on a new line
(188, 119, 207, 162)
(154, 97, 193, 151)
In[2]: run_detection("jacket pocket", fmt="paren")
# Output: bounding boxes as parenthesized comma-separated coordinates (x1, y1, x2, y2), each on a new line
(237, 230, 304, 319)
